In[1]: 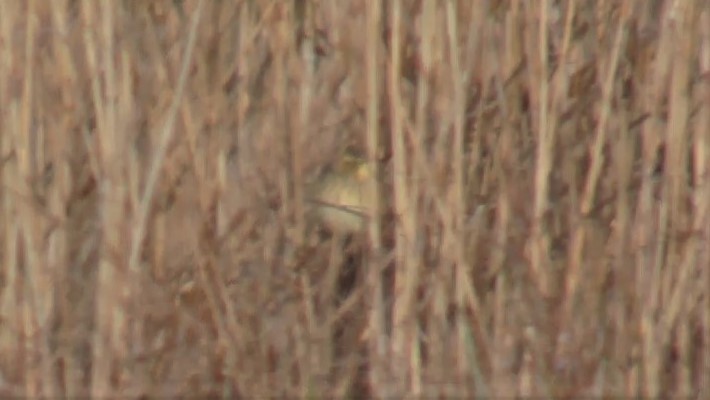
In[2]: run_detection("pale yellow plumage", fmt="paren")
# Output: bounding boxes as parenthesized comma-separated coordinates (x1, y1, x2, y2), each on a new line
(308, 151, 373, 233)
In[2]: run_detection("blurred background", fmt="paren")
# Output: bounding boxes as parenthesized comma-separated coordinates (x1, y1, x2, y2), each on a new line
(0, 0, 708, 397)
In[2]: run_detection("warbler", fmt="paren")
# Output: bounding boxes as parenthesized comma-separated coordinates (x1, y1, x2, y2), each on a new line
(307, 150, 374, 234)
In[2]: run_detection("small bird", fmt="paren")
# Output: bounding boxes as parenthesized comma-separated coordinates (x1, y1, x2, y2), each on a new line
(307, 149, 374, 234)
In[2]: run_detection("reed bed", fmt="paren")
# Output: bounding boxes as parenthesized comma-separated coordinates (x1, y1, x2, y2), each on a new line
(0, 0, 708, 397)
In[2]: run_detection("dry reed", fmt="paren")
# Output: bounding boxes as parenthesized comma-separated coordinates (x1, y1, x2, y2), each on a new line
(0, 0, 708, 397)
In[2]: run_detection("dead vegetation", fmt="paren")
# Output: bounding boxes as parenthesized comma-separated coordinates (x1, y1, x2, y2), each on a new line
(0, 0, 708, 397)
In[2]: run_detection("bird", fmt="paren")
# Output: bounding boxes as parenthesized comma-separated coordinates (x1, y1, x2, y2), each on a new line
(307, 149, 374, 234)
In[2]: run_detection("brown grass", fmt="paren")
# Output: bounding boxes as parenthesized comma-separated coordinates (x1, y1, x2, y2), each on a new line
(0, 0, 708, 397)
